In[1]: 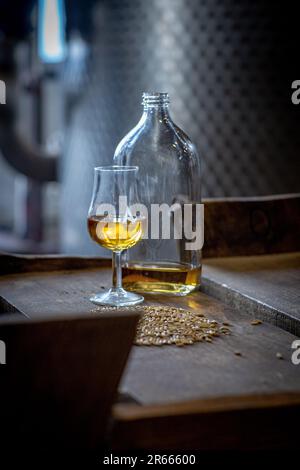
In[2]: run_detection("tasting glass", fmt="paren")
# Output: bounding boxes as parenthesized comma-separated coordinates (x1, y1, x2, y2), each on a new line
(87, 166, 144, 306)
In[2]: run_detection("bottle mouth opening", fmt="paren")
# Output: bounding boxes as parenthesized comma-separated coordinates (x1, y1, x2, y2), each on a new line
(142, 92, 169, 106)
(94, 165, 139, 173)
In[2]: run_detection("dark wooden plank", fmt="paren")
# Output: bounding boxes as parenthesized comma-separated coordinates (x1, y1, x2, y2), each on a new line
(112, 392, 300, 450)
(0, 267, 112, 318)
(0, 264, 299, 406)
(1, 255, 300, 451)
(0, 252, 110, 276)
(203, 194, 300, 257)
(0, 310, 139, 450)
(120, 294, 300, 405)
(202, 252, 300, 336)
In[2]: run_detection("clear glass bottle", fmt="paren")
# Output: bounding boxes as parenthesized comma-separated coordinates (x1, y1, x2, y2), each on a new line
(114, 92, 202, 295)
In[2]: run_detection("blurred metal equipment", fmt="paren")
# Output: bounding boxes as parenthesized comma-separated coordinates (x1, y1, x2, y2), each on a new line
(0, 106, 57, 183)
(0, 31, 60, 253)
(0, 0, 89, 253)
(0, 85, 59, 252)
(61, 0, 300, 254)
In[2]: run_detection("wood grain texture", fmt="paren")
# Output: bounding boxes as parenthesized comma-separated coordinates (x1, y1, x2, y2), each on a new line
(0, 262, 299, 407)
(203, 194, 300, 257)
(120, 293, 300, 405)
(0, 253, 110, 275)
(1, 254, 300, 450)
(202, 252, 300, 336)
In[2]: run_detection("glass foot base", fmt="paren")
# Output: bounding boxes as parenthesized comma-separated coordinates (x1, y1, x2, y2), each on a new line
(90, 287, 144, 307)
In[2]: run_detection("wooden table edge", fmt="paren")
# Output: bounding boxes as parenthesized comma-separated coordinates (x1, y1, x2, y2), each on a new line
(111, 391, 300, 450)
(112, 391, 300, 420)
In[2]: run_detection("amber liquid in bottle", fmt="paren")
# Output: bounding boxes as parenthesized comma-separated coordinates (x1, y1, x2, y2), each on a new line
(122, 262, 201, 295)
(87, 216, 144, 251)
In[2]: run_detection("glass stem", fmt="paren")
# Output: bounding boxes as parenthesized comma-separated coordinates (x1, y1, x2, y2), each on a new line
(112, 251, 122, 290)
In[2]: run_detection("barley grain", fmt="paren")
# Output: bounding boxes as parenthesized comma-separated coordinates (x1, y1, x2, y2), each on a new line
(91, 305, 230, 347)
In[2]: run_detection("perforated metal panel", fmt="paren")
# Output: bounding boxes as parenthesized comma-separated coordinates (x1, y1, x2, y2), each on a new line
(62, 0, 300, 253)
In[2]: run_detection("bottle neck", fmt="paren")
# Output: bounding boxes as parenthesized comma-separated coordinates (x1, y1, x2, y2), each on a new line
(143, 104, 170, 120)
(142, 92, 170, 121)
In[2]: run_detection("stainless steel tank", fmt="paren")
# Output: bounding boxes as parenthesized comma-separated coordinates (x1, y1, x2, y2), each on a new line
(61, 0, 300, 254)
